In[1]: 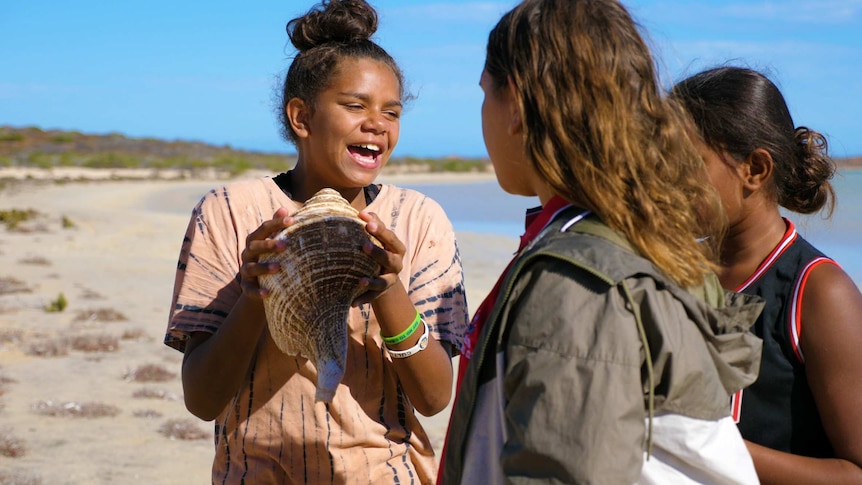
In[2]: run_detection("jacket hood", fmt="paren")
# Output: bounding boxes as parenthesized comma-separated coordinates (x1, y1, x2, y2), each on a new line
(669, 275, 765, 395)
(542, 213, 765, 417)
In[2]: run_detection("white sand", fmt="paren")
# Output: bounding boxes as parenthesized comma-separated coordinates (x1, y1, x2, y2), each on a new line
(0, 175, 515, 484)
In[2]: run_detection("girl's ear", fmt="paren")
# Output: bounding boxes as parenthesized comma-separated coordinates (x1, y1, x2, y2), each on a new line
(506, 78, 522, 136)
(741, 148, 774, 192)
(286, 98, 311, 139)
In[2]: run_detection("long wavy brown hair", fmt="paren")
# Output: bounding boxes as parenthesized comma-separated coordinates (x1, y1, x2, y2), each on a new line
(485, 0, 722, 287)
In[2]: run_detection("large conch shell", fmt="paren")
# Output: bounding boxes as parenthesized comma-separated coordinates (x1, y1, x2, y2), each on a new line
(259, 188, 381, 402)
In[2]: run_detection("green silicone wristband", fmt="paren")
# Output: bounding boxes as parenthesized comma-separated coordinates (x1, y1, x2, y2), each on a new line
(381, 310, 422, 345)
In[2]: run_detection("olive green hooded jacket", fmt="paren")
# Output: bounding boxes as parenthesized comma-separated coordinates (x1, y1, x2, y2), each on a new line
(441, 211, 764, 484)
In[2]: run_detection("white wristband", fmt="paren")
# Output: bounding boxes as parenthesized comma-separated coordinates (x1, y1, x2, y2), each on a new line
(385, 320, 430, 359)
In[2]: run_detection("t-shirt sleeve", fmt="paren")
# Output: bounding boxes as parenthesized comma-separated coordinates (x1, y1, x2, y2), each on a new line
(164, 187, 244, 353)
(399, 191, 469, 354)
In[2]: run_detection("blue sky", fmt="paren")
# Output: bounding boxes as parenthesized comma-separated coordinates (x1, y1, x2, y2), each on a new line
(2, 1, 861, 158)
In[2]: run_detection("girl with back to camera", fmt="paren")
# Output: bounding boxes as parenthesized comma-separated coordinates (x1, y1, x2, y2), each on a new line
(164, 1, 468, 483)
(673, 66, 862, 484)
(440, 0, 765, 483)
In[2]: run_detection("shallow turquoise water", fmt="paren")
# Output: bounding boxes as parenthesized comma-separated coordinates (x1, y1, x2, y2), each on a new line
(403, 169, 862, 285)
(789, 170, 861, 284)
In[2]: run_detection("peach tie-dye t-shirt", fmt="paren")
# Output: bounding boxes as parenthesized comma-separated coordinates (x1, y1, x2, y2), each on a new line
(165, 177, 469, 484)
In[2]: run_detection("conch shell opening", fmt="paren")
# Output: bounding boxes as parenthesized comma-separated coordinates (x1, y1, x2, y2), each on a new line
(259, 188, 381, 402)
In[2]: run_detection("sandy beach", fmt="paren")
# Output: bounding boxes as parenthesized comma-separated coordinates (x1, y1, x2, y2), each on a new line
(0, 172, 516, 484)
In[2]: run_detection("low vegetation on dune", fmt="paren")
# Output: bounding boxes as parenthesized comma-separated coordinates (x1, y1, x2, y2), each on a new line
(0, 126, 290, 177)
(0, 125, 493, 179)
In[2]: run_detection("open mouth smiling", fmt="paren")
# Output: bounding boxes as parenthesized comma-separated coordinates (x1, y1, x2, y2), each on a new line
(348, 143, 382, 165)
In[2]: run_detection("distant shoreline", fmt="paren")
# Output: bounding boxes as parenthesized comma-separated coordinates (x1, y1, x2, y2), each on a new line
(2, 162, 860, 185)
(3, 126, 859, 182)
(0, 166, 499, 186)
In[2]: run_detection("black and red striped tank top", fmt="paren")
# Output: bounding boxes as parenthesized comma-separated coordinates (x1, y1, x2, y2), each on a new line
(730, 218, 838, 457)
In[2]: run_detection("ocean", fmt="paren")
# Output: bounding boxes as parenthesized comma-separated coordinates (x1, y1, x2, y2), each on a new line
(402, 169, 862, 285)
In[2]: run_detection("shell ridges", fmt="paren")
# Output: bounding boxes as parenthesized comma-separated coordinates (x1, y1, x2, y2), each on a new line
(258, 188, 381, 402)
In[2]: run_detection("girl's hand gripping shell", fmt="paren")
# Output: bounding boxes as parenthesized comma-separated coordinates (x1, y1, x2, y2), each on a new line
(353, 211, 406, 306)
(240, 208, 294, 300)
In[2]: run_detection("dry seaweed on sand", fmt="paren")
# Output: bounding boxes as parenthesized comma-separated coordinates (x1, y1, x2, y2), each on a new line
(132, 388, 180, 400)
(0, 427, 26, 458)
(68, 333, 120, 352)
(133, 409, 163, 419)
(158, 418, 209, 440)
(0, 276, 30, 296)
(72, 307, 128, 322)
(31, 400, 121, 418)
(0, 469, 42, 485)
(26, 338, 70, 357)
(123, 364, 176, 383)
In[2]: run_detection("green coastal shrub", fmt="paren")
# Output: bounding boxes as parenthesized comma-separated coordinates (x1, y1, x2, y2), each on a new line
(27, 151, 56, 169)
(45, 293, 68, 313)
(213, 155, 253, 176)
(0, 208, 39, 229)
(58, 152, 76, 167)
(83, 152, 143, 169)
(0, 130, 24, 142)
(50, 133, 76, 143)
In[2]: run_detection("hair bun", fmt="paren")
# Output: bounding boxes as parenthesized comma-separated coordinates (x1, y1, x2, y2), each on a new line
(288, 0, 378, 52)
(777, 125, 836, 215)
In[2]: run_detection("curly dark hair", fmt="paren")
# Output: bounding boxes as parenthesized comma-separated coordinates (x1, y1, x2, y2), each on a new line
(277, 0, 406, 145)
